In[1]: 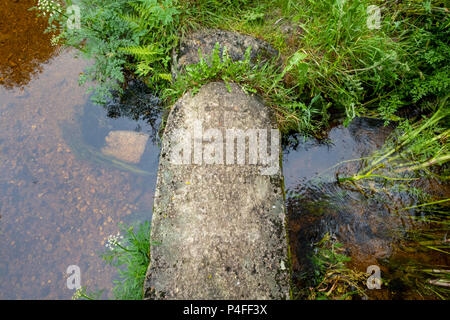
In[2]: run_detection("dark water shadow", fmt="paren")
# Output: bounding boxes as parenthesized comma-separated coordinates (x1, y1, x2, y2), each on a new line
(283, 117, 450, 299)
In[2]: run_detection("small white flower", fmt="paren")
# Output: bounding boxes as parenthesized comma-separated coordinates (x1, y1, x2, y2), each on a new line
(105, 232, 122, 250)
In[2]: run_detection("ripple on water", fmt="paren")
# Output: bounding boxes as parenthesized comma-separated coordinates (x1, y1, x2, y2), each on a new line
(282, 118, 449, 299)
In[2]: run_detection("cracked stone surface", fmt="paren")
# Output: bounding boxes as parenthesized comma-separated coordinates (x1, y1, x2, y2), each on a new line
(143, 81, 290, 299)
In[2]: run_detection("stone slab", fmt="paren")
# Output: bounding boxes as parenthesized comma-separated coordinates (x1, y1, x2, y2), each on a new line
(143, 81, 290, 299)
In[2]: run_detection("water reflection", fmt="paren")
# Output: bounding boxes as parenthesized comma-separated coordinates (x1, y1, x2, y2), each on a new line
(283, 118, 449, 299)
(104, 79, 162, 142)
(282, 118, 395, 187)
(0, 49, 161, 299)
(283, 118, 396, 298)
(0, 0, 58, 89)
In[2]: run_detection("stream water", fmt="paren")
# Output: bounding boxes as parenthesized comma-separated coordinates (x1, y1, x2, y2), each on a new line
(1, 0, 448, 300)
(0, 0, 160, 299)
(283, 120, 449, 299)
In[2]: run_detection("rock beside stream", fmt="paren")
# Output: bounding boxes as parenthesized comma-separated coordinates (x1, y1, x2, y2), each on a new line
(101, 130, 149, 164)
(172, 29, 279, 78)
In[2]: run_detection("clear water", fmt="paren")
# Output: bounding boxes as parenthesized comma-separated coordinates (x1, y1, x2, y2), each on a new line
(283, 118, 449, 299)
(0, 1, 161, 298)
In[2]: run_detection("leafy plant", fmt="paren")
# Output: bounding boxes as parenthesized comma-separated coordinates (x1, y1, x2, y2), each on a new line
(164, 43, 327, 134)
(119, 0, 179, 84)
(101, 221, 152, 300)
(52, 0, 138, 104)
(72, 286, 105, 300)
(39, 0, 180, 104)
(295, 233, 368, 300)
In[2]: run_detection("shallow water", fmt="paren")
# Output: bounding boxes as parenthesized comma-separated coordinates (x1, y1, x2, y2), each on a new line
(0, 1, 160, 299)
(283, 118, 449, 299)
(283, 118, 395, 273)
(0, 0, 58, 89)
(0, 51, 160, 299)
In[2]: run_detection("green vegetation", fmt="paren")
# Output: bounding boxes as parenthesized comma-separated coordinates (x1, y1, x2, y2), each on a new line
(164, 44, 323, 133)
(338, 97, 449, 183)
(295, 233, 368, 300)
(37, 0, 449, 135)
(393, 207, 450, 298)
(332, 97, 449, 299)
(373, 195, 449, 299)
(72, 221, 153, 300)
(102, 221, 152, 299)
(387, 263, 450, 299)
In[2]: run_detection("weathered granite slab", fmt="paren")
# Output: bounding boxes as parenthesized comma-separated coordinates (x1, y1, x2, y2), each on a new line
(143, 81, 290, 299)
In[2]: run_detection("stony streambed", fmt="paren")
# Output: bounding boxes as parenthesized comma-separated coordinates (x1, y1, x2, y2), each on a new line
(0, 1, 161, 299)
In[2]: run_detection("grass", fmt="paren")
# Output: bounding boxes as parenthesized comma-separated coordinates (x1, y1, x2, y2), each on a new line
(337, 96, 449, 184)
(388, 201, 449, 299)
(329, 96, 449, 299)
(174, 0, 449, 136)
(228, 1, 448, 116)
(384, 236, 450, 299)
(37, 0, 449, 136)
(393, 199, 450, 298)
(163, 43, 326, 134)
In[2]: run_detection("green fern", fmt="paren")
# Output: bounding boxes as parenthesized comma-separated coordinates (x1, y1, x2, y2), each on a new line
(121, 0, 179, 37)
(119, 45, 162, 61)
(118, 0, 179, 84)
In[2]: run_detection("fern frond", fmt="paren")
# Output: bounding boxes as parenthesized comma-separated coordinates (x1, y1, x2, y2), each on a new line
(120, 13, 142, 30)
(128, 1, 158, 28)
(157, 73, 172, 82)
(119, 45, 162, 61)
(135, 61, 154, 77)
